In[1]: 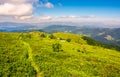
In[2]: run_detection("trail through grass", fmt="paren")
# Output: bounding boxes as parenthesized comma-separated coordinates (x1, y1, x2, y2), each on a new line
(22, 41, 42, 77)
(1, 32, 120, 77)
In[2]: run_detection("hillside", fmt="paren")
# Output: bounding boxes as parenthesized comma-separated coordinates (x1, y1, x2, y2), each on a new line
(0, 32, 120, 77)
(42, 25, 120, 45)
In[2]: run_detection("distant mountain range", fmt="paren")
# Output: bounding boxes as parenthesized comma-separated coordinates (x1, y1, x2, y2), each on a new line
(0, 22, 120, 45)
(42, 25, 120, 45)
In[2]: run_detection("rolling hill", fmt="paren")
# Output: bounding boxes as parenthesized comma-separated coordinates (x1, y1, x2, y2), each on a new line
(0, 32, 120, 77)
(42, 25, 120, 45)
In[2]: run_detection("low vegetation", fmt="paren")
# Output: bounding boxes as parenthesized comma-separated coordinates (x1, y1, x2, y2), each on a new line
(0, 32, 120, 77)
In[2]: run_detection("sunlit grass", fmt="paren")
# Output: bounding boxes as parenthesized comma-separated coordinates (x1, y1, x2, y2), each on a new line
(0, 32, 120, 77)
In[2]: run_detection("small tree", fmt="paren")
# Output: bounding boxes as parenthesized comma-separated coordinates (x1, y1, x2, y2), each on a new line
(52, 43, 62, 52)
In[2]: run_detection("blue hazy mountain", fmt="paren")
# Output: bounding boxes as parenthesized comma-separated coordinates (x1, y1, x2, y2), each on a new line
(0, 22, 120, 45)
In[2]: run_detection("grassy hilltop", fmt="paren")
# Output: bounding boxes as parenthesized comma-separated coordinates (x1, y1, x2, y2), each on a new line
(0, 32, 120, 77)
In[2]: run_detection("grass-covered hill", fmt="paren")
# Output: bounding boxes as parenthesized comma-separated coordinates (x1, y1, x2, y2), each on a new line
(0, 32, 120, 77)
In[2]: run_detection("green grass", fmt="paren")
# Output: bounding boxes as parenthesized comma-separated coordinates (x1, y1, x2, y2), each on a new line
(0, 32, 120, 77)
(0, 32, 36, 77)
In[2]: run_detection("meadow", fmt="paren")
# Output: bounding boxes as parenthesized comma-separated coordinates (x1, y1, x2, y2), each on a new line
(0, 32, 120, 77)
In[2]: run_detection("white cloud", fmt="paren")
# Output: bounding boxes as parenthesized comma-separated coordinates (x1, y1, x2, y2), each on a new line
(69, 15, 77, 18)
(0, 0, 55, 22)
(38, 16, 52, 21)
(0, 0, 33, 17)
(0, 0, 28, 4)
(0, 0, 54, 17)
(54, 15, 77, 19)
(53, 15, 95, 19)
(0, 3, 33, 16)
(44, 2, 54, 8)
(15, 15, 33, 20)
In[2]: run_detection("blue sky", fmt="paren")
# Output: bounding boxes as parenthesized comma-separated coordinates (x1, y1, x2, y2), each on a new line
(35, 0, 120, 18)
(0, 0, 120, 23)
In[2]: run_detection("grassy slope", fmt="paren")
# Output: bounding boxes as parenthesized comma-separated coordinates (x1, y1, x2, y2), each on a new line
(0, 32, 120, 77)
(0, 32, 36, 77)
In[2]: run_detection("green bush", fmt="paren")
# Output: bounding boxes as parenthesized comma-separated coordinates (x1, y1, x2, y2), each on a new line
(49, 34, 56, 39)
(52, 43, 62, 52)
(66, 38, 71, 42)
(40, 33, 47, 38)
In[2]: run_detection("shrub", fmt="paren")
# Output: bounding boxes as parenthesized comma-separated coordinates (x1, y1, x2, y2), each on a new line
(40, 33, 47, 38)
(66, 38, 71, 42)
(49, 34, 56, 39)
(52, 43, 62, 52)
(77, 49, 80, 52)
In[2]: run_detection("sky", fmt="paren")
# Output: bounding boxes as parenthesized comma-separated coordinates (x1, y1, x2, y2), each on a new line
(0, 0, 120, 24)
